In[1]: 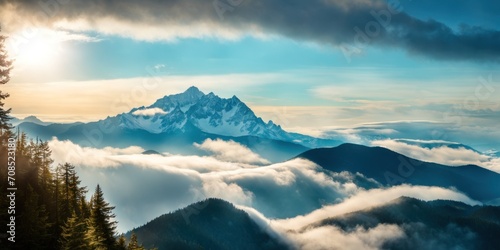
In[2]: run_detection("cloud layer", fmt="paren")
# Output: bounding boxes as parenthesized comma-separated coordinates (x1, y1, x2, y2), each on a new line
(2, 0, 500, 62)
(49, 138, 374, 231)
(371, 139, 500, 173)
(48, 137, 484, 240)
(195, 138, 270, 165)
(241, 184, 480, 250)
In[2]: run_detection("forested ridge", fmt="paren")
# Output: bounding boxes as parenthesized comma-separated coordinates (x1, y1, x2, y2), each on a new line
(0, 29, 152, 250)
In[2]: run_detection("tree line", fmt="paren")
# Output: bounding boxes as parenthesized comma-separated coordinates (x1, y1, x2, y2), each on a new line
(0, 29, 153, 250)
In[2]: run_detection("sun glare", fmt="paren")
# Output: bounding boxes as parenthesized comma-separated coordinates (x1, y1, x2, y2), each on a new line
(7, 32, 64, 68)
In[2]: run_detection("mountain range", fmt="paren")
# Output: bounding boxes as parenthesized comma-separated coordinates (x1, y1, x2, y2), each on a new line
(297, 143, 500, 203)
(128, 196, 500, 250)
(17, 87, 340, 162)
(12, 87, 500, 250)
(11, 115, 53, 126)
(117, 143, 500, 249)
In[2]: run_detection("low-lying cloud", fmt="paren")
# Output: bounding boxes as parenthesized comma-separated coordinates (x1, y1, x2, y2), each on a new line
(274, 184, 480, 231)
(291, 224, 404, 250)
(195, 138, 270, 165)
(372, 139, 500, 173)
(131, 107, 168, 116)
(47, 137, 486, 250)
(48, 138, 372, 231)
(240, 184, 480, 250)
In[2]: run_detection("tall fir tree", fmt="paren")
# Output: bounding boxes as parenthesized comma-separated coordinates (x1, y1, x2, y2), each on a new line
(0, 90, 12, 140)
(17, 185, 51, 249)
(57, 163, 87, 221)
(0, 26, 12, 173)
(88, 184, 118, 250)
(60, 212, 89, 250)
(117, 234, 128, 250)
(0, 28, 12, 85)
(85, 218, 107, 250)
(0, 29, 11, 242)
(0, 28, 13, 141)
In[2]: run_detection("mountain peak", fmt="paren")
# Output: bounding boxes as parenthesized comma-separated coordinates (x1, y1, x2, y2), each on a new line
(126, 198, 288, 250)
(110, 87, 339, 148)
(184, 86, 204, 95)
(149, 86, 205, 111)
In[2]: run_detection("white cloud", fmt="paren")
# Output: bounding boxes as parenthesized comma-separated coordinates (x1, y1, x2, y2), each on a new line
(47, 138, 483, 239)
(102, 145, 144, 155)
(485, 157, 500, 173)
(195, 138, 270, 165)
(291, 224, 404, 250)
(239, 205, 405, 250)
(48, 138, 361, 231)
(49, 139, 376, 230)
(275, 185, 480, 231)
(240, 205, 406, 250)
(49, 138, 142, 168)
(202, 180, 254, 206)
(132, 107, 168, 116)
(239, 184, 479, 250)
(371, 139, 500, 173)
(153, 64, 166, 70)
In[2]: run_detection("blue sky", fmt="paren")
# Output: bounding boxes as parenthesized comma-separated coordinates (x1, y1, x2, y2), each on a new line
(1, 0, 499, 150)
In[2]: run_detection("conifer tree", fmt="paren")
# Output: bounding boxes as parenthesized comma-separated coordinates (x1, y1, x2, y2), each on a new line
(58, 163, 87, 222)
(127, 232, 146, 250)
(0, 29, 13, 141)
(0, 27, 13, 181)
(0, 31, 11, 237)
(60, 212, 88, 250)
(0, 90, 12, 140)
(88, 184, 118, 249)
(117, 234, 127, 250)
(85, 218, 107, 250)
(0, 29, 12, 85)
(38, 140, 54, 189)
(18, 185, 51, 249)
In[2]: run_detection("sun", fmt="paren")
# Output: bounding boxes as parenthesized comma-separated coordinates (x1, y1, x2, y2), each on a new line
(7, 32, 64, 68)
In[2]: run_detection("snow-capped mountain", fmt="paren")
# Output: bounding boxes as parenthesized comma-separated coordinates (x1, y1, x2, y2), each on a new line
(111, 86, 318, 146)
(18, 87, 341, 161)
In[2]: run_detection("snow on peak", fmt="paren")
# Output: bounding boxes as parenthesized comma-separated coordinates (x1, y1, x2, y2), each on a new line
(149, 86, 205, 112)
(117, 87, 289, 139)
(132, 107, 168, 116)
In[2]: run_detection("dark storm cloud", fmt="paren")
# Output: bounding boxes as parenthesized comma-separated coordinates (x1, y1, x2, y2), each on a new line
(2, 0, 499, 61)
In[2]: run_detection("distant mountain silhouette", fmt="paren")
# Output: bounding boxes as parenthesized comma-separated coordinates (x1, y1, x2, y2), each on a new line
(297, 143, 500, 202)
(142, 149, 163, 155)
(314, 197, 500, 250)
(126, 198, 289, 250)
(10, 115, 53, 126)
(393, 138, 480, 153)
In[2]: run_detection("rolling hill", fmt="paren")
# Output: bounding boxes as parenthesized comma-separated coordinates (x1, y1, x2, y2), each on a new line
(126, 198, 289, 250)
(297, 143, 500, 203)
